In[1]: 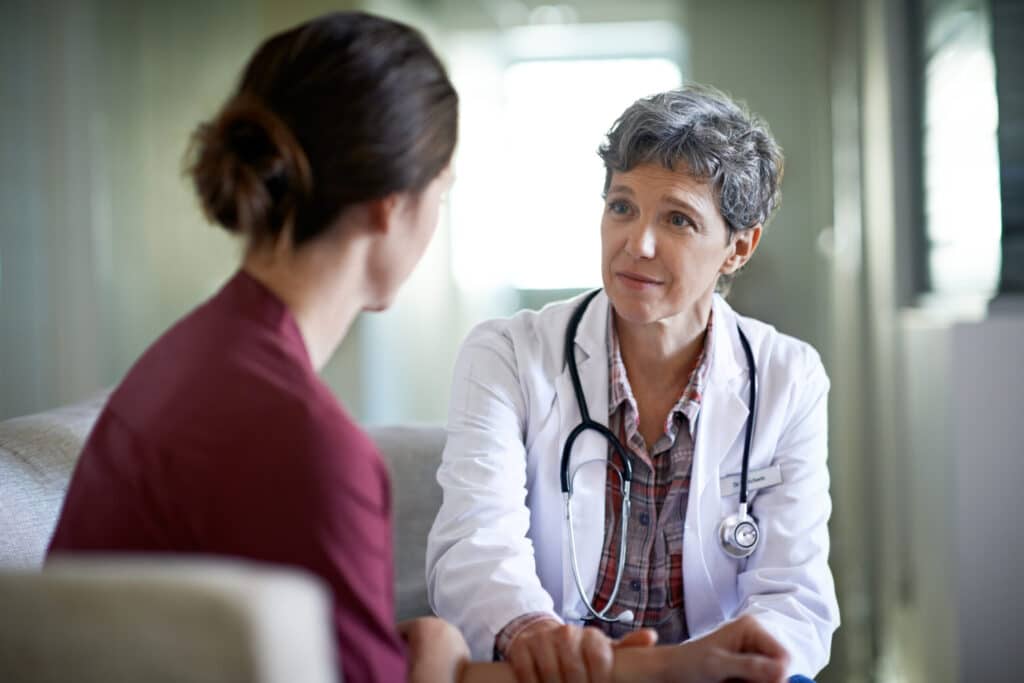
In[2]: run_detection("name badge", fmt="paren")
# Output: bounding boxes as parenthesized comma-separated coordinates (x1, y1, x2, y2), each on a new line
(719, 464, 783, 497)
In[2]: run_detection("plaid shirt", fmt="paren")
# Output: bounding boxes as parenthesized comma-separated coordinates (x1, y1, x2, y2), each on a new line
(587, 307, 713, 641)
(495, 305, 713, 656)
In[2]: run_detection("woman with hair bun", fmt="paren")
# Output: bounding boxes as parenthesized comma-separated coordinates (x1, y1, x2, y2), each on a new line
(48, 12, 787, 683)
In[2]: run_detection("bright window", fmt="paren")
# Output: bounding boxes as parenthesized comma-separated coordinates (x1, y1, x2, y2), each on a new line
(922, 6, 1002, 299)
(449, 29, 682, 292)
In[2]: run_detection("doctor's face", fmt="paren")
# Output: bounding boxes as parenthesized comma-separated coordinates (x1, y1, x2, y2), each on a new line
(601, 163, 747, 327)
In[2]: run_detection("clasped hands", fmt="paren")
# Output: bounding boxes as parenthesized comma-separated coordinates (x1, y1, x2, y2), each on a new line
(400, 613, 788, 683)
(503, 615, 788, 683)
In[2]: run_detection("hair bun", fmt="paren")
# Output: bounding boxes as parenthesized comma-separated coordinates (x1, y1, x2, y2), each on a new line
(188, 94, 312, 240)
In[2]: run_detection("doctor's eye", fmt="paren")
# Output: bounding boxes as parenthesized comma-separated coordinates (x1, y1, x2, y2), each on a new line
(668, 211, 695, 229)
(607, 199, 635, 217)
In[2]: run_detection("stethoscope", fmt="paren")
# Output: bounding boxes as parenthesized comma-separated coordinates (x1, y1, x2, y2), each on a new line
(560, 289, 761, 625)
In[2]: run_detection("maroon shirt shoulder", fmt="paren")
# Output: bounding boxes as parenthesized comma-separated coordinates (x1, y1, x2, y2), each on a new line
(48, 271, 406, 683)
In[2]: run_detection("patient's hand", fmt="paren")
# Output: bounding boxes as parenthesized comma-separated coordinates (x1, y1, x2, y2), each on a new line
(399, 616, 471, 683)
(660, 615, 789, 683)
(505, 618, 658, 683)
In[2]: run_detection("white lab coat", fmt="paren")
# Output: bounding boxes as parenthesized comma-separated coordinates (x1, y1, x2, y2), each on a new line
(426, 291, 840, 676)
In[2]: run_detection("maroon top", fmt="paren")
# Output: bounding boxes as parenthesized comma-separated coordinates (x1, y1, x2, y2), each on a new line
(48, 270, 406, 683)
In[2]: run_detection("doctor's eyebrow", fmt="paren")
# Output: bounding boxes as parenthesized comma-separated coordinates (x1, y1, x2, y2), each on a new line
(661, 194, 710, 223)
(606, 184, 636, 196)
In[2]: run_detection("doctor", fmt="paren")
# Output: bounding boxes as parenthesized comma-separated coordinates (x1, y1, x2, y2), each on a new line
(426, 85, 839, 682)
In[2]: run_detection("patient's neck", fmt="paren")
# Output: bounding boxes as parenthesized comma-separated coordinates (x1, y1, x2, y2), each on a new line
(242, 228, 371, 372)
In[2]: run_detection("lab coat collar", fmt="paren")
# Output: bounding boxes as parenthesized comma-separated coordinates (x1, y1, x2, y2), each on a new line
(568, 289, 610, 371)
(707, 294, 746, 388)
(574, 292, 745, 388)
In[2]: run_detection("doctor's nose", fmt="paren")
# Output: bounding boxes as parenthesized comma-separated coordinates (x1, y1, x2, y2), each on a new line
(623, 221, 656, 260)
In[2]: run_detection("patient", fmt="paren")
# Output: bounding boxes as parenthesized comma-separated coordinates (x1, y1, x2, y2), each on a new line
(46, 10, 787, 683)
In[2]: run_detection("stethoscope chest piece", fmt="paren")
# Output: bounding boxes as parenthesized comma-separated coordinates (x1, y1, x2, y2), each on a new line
(718, 505, 760, 559)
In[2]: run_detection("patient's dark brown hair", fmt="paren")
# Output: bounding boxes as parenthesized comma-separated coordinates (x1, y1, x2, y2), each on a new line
(189, 11, 458, 247)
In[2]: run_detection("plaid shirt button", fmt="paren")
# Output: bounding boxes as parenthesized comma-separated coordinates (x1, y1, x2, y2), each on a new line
(630, 579, 642, 591)
(638, 512, 650, 526)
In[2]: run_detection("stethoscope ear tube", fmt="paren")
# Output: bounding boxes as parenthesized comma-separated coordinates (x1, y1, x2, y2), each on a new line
(561, 289, 630, 494)
(564, 289, 603, 424)
(736, 326, 757, 507)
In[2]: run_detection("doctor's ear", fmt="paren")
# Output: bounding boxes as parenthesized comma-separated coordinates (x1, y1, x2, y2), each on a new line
(721, 224, 762, 275)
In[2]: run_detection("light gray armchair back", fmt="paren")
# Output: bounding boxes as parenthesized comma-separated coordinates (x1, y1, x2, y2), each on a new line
(368, 425, 446, 620)
(0, 393, 109, 570)
(0, 394, 448, 621)
(0, 557, 339, 683)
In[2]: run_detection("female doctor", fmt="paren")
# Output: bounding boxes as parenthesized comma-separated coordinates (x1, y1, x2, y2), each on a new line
(426, 85, 839, 682)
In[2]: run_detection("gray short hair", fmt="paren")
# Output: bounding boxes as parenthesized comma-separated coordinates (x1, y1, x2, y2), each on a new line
(598, 85, 783, 291)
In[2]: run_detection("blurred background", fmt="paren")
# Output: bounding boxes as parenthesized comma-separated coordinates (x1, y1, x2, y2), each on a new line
(1, 0, 1021, 680)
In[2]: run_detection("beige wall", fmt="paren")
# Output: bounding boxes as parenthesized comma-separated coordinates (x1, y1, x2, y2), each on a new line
(0, 0, 360, 420)
(688, 0, 834, 355)
(0, 0, 837, 422)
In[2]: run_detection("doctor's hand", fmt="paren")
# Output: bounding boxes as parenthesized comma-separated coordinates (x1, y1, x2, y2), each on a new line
(660, 615, 789, 683)
(505, 618, 658, 683)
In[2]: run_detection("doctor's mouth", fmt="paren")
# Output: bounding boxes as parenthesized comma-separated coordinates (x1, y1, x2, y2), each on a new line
(616, 271, 665, 290)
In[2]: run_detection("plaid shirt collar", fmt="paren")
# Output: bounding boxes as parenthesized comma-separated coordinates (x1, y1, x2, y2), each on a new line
(607, 305, 714, 439)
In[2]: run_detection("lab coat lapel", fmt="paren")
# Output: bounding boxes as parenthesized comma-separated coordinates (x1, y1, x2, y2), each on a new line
(686, 297, 749, 628)
(555, 291, 610, 620)
(692, 297, 748, 501)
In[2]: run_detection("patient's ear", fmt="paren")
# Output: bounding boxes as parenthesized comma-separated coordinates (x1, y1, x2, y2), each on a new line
(721, 224, 762, 274)
(366, 194, 402, 235)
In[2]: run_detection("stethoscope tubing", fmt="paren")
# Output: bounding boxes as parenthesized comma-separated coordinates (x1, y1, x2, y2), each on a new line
(560, 289, 632, 494)
(736, 323, 757, 507)
(560, 289, 759, 623)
